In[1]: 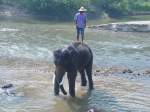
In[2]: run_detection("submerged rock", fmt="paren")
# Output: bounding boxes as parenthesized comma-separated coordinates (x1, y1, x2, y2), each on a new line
(1, 84, 15, 96)
(130, 68, 150, 76)
(1, 84, 13, 89)
(94, 66, 131, 76)
(122, 69, 133, 74)
(86, 107, 106, 112)
(143, 69, 150, 75)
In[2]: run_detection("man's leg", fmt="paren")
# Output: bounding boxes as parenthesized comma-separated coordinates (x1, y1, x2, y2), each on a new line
(81, 28, 85, 43)
(76, 27, 80, 41)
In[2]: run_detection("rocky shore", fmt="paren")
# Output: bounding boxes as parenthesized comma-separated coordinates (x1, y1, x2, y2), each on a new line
(94, 66, 150, 77)
(87, 21, 150, 32)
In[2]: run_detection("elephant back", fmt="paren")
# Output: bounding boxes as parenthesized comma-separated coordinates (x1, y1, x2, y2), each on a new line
(71, 42, 93, 68)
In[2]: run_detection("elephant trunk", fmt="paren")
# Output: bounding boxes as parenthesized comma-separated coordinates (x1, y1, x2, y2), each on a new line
(54, 76, 60, 95)
(53, 72, 67, 95)
(59, 83, 67, 95)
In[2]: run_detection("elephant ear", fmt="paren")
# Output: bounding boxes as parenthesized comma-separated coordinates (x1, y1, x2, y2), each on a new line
(62, 48, 74, 68)
(53, 49, 62, 65)
(62, 49, 70, 60)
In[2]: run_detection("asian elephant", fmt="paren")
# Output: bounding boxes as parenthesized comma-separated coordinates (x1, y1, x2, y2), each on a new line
(53, 42, 93, 97)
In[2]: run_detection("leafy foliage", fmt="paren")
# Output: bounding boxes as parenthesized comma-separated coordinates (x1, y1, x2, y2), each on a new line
(1, 0, 150, 20)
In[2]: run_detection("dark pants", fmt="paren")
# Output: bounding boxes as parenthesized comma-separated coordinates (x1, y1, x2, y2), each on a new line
(76, 27, 85, 42)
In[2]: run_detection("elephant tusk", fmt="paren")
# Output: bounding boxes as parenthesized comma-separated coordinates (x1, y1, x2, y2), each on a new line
(52, 74, 63, 85)
(52, 74, 55, 85)
(59, 79, 63, 86)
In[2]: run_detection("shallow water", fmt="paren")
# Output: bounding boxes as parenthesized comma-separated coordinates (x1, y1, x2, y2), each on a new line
(0, 19, 150, 69)
(0, 18, 150, 112)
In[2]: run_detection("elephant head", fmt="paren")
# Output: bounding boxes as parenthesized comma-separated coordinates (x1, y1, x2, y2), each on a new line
(53, 48, 70, 95)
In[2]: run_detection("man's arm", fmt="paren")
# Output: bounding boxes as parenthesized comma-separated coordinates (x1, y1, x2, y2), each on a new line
(84, 14, 87, 28)
(74, 13, 78, 26)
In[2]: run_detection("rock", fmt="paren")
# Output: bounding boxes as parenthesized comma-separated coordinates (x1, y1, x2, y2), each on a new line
(1, 84, 15, 96)
(122, 69, 133, 74)
(86, 108, 105, 112)
(1, 84, 13, 89)
(132, 69, 150, 76)
(96, 69, 100, 72)
(137, 73, 141, 76)
(94, 66, 131, 76)
(144, 70, 150, 74)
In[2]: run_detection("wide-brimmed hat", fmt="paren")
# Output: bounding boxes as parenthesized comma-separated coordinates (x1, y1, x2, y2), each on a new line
(78, 6, 87, 12)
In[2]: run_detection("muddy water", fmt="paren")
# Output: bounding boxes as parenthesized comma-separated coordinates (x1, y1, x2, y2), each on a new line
(0, 19, 150, 112)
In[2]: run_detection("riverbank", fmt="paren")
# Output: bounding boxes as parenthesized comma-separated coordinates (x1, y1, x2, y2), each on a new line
(1, 4, 150, 23)
(87, 21, 150, 32)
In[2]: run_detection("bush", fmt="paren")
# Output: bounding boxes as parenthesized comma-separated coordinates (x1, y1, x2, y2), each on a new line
(102, 0, 129, 17)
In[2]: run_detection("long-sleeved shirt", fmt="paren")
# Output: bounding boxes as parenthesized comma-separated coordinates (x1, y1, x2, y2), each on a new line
(74, 12, 87, 28)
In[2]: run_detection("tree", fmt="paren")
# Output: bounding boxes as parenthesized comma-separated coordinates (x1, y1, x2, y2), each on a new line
(0, 0, 149, 20)
(102, 0, 129, 17)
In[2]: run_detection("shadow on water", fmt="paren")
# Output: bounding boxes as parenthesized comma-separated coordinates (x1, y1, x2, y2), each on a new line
(52, 89, 121, 112)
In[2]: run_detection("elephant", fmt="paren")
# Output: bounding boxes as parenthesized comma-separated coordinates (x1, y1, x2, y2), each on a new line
(53, 42, 93, 97)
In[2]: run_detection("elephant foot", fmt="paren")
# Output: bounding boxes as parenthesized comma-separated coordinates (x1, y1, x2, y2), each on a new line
(81, 83, 87, 87)
(54, 88, 59, 96)
(69, 91, 75, 97)
(89, 85, 94, 90)
(54, 93, 59, 96)
(70, 94, 75, 97)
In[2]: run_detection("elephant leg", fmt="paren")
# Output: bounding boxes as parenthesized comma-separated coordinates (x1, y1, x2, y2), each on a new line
(67, 71, 77, 97)
(79, 69, 87, 86)
(85, 65, 94, 90)
(54, 71, 65, 96)
(54, 76, 60, 95)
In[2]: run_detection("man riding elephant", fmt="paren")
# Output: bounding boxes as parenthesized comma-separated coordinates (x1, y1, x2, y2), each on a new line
(53, 42, 93, 97)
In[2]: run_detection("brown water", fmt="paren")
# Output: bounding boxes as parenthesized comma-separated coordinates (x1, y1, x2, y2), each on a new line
(0, 18, 150, 112)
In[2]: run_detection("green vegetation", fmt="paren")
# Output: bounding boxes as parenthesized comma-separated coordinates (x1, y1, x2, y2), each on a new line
(1, 0, 150, 20)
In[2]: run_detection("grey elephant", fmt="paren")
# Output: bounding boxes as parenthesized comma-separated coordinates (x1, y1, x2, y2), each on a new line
(53, 42, 93, 97)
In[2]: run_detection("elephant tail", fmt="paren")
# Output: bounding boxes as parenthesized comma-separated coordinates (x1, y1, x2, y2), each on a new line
(60, 84, 67, 95)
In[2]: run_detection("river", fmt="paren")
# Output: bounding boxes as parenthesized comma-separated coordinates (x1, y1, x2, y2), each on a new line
(0, 18, 150, 112)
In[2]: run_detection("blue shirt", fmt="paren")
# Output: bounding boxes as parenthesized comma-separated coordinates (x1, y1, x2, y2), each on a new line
(74, 12, 87, 28)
